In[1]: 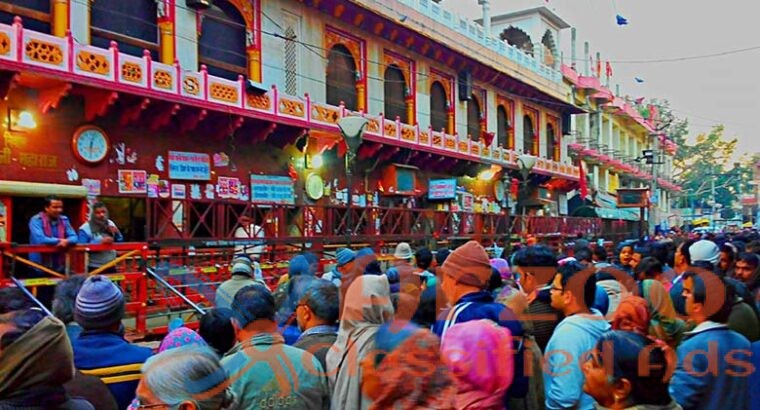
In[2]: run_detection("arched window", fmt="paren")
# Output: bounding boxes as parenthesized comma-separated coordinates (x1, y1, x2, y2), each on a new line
(0, 0, 50, 33)
(326, 44, 358, 111)
(384, 65, 407, 122)
(501, 26, 534, 56)
(467, 94, 481, 141)
(497, 105, 510, 148)
(523, 115, 535, 155)
(91, 0, 157, 59)
(542, 30, 557, 67)
(199, 1, 247, 81)
(547, 123, 557, 160)
(430, 81, 447, 132)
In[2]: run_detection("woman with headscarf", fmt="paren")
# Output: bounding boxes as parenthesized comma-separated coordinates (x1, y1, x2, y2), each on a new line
(440, 319, 514, 410)
(639, 279, 688, 347)
(326, 275, 394, 410)
(360, 321, 456, 410)
(611, 296, 650, 335)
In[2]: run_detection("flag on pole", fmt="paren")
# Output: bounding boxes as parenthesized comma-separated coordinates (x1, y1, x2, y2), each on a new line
(596, 59, 602, 79)
(605, 61, 613, 78)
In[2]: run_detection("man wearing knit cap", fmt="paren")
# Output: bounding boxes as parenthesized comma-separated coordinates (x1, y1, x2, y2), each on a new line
(322, 247, 355, 287)
(71, 275, 152, 410)
(216, 260, 267, 310)
(432, 240, 528, 404)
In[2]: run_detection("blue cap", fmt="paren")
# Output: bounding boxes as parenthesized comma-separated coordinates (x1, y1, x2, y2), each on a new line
(289, 255, 311, 277)
(336, 248, 356, 267)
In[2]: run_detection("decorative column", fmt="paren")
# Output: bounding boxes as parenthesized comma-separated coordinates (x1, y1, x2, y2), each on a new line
(247, 33, 262, 83)
(553, 137, 560, 161)
(405, 93, 414, 125)
(157, 0, 175, 64)
(446, 106, 455, 135)
(356, 78, 366, 112)
(52, 0, 69, 38)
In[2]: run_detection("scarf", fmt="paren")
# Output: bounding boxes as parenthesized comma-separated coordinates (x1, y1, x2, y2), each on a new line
(640, 280, 687, 347)
(612, 296, 650, 335)
(39, 212, 66, 270)
(327, 275, 394, 410)
(365, 330, 456, 410)
(0, 316, 74, 405)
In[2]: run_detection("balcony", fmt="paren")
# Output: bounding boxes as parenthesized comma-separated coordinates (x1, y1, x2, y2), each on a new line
(396, 0, 563, 83)
(0, 19, 579, 181)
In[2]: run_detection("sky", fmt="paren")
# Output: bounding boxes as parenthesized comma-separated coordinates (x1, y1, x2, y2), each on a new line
(445, 0, 760, 163)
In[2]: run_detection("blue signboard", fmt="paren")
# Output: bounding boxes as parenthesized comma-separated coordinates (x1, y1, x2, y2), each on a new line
(250, 175, 295, 204)
(428, 178, 457, 200)
(168, 151, 211, 181)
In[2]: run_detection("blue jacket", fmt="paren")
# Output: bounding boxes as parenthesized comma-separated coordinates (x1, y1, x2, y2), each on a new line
(543, 310, 610, 410)
(72, 331, 153, 410)
(750, 341, 760, 410)
(28, 214, 77, 269)
(669, 322, 750, 410)
(432, 291, 528, 400)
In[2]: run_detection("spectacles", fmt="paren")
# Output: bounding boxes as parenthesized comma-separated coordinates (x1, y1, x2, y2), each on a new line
(550, 285, 563, 292)
(134, 400, 178, 409)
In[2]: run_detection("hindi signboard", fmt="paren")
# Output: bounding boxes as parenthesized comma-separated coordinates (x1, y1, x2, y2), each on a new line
(168, 151, 211, 181)
(428, 178, 457, 200)
(251, 175, 295, 204)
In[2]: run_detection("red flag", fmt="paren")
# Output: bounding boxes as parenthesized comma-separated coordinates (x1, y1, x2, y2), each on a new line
(605, 61, 613, 78)
(578, 159, 588, 200)
(596, 59, 602, 78)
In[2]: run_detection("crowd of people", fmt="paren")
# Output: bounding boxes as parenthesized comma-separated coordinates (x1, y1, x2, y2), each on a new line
(2, 227, 760, 410)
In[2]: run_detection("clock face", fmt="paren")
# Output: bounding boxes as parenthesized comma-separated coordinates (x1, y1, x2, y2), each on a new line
(73, 126, 110, 164)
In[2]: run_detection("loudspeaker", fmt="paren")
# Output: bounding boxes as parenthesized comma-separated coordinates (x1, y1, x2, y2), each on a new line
(457, 70, 472, 101)
(186, 0, 212, 10)
(245, 79, 268, 95)
(561, 113, 571, 135)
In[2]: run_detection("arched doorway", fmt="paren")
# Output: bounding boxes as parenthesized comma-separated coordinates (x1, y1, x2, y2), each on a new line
(497, 105, 510, 148)
(430, 81, 448, 132)
(384, 65, 407, 122)
(198, 0, 247, 81)
(91, 0, 158, 59)
(523, 115, 535, 154)
(326, 44, 358, 111)
(467, 94, 481, 141)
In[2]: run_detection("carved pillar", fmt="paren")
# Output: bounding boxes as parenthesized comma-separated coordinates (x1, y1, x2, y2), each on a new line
(405, 94, 414, 125)
(52, 0, 69, 38)
(247, 47, 262, 83)
(157, 0, 175, 64)
(356, 80, 366, 112)
(447, 109, 454, 135)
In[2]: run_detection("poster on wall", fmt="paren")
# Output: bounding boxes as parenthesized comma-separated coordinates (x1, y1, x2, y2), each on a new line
(147, 174, 160, 198)
(168, 151, 211, 181)
(172, 184, 186, 199)
(117, 170, 147, 194)
(218, 176, 241, 199)
(251, 175, 295, 204)
(81, 179, 101, 196)
(461, 193, 474, 212)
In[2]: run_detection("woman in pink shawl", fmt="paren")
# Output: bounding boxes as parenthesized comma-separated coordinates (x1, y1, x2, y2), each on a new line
(440, 319, 514, 410)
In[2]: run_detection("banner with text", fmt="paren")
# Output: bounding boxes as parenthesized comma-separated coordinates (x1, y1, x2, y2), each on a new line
(168, 151, 211, 181)
(251, 175, 295, 204)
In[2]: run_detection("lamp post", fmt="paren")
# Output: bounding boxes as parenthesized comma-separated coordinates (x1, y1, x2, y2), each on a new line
(337, 116, 369, 246)
(515, 153, 537, 227)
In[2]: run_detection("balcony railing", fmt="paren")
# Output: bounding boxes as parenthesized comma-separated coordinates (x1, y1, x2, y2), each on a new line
(0, 19, 579, 180)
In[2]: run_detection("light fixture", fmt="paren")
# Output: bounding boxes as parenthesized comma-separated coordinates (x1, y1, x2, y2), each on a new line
(311, 154, 324, 168)
(478, 169, 495, 181)
(337, 116, 369, 152)
(7, 108, 36, 132)
(518, 153, 537, 171)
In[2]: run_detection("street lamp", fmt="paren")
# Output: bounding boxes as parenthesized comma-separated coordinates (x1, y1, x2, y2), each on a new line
(517, 153, 537, 180)
(337, 116, 369, 246)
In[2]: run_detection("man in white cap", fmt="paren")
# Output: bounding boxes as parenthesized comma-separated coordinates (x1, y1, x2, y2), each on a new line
(216, 260, 266, 310)
(386, 242, 415, 293)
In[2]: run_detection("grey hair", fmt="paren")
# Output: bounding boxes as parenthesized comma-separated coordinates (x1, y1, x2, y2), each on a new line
(52, 275, 87, 324)
(142, 346, 238, 410)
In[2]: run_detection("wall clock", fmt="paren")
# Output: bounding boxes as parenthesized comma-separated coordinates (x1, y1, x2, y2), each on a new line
(72, 125, 110, 165)
(306, 173, 324, 200)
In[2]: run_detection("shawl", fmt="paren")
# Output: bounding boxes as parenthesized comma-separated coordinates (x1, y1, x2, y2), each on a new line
(0, 315, 74, 405)
(326, 275, 394, 410)
(612, 296, 651, 335)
